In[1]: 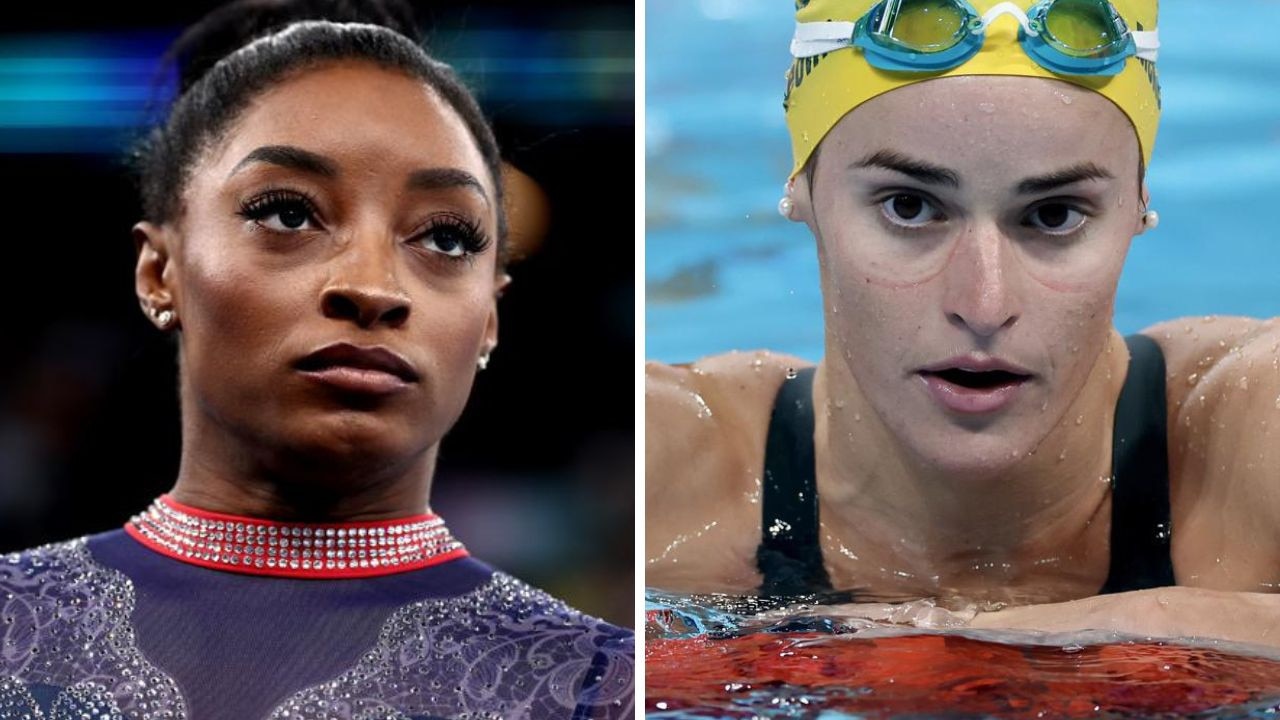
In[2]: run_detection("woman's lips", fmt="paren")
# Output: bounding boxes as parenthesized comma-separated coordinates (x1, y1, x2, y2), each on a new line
(918, 371, 1030, 414)
(297, 365, 412, 395)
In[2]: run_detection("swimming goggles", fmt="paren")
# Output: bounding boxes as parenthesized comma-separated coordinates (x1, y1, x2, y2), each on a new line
(790, 0, 1159, 77)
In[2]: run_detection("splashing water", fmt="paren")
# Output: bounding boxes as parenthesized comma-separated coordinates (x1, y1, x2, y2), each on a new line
(646, 590, 1280, 719)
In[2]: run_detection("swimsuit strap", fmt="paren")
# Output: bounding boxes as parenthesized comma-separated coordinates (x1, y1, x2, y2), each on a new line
(756, 334, 1174, 597)
(755, 366, 834, 595)
(1098, 333, 1176, 593)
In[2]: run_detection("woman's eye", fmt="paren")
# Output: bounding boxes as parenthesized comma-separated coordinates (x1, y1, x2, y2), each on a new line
(880, 193, 942, 227)
(1025, 203, 1086, 234)
(237, 192, 321, 232)
(411, 217, 490, 260)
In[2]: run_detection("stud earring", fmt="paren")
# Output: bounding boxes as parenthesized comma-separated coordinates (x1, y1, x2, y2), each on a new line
(777, 196, 795, 219)
(154, 308, 175, 328)
(477, 351, 491, 371)
(1141, 210, 1159, 230)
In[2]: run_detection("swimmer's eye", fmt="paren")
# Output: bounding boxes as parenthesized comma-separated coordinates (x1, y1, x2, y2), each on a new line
(1024, 201, 1087, 235)
(408, 213, 491, 261)
(237, 189, 323, 233)
(879, 192, 945, 228)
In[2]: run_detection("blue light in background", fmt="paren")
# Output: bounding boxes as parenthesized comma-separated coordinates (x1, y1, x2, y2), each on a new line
(0, 21, 633, 154)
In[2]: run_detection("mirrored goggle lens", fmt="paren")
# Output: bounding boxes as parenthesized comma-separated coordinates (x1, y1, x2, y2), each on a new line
(1040, 0, 1128, 57)
(878, 0, 973, 51)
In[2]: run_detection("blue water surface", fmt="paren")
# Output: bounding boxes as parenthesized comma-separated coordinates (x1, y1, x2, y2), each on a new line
(646, 0, 1280, 363)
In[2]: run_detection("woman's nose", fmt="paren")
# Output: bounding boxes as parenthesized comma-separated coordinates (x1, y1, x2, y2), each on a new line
(319, 237, 411, 329)
(941, 222, 1021, 338)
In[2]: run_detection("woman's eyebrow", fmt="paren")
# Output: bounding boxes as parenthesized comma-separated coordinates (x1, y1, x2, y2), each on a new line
(228, 145, 338, 179)
(851, 150, 960, 188)
(226, 145, 490, 207)
(405, 167, 490, 208)
(1016, 163, 1114, 195)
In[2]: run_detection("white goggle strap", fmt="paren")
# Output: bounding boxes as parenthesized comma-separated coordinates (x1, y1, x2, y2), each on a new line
(791, 20, 856, 59)
(1132, 30, 1159, 62)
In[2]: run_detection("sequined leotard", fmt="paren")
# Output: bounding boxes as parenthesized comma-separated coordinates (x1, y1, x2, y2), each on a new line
(0, 496, 634, 720)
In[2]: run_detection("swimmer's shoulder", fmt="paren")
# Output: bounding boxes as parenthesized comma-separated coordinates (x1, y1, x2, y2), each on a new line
(1140, 316, 1280, 590)
(645, 350, 813, 591)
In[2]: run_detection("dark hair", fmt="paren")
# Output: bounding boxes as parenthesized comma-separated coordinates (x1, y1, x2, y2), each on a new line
(129, 0, 507, 249)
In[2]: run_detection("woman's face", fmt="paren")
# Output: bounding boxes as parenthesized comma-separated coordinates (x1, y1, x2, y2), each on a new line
(138, 61, 501, 470)
(793, 75, 1146, 473)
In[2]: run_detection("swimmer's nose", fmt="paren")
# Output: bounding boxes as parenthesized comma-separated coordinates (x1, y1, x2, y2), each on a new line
(942, 221, 1021, 338)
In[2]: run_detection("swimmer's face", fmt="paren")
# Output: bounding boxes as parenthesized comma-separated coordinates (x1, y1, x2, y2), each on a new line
(791, 75, 1147, 472)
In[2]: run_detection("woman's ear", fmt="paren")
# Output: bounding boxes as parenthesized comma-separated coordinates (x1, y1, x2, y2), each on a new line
(483, 272, 512, 355)
(789, 171, 815, 226)
(133, 221, 179, 327)
(1135, 181, 1154, 236)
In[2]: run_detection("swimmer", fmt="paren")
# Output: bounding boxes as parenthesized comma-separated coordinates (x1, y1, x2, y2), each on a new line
(647, 0, 1280, 643)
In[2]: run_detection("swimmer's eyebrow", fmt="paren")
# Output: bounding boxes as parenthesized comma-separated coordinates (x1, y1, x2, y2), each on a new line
(1016, 163, 1114, 195)
(852, 150, 960, 188)
(227, 145, 490, 207)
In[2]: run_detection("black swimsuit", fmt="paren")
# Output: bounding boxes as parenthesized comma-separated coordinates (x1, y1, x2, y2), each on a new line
(755, 334, 1175, 597)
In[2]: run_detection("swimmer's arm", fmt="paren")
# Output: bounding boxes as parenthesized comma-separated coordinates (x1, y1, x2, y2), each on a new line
(1162, 321, 1280, 589)
(968, 586, 1280, 646)
(644, 360, 763, 592)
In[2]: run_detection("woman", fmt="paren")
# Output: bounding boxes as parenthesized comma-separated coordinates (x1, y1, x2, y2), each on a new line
(0, 2, 634, 717)
(647, 0, 1280, 642)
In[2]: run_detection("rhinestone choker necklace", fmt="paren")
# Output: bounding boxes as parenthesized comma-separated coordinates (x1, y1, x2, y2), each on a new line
(125, 494, 467, 579)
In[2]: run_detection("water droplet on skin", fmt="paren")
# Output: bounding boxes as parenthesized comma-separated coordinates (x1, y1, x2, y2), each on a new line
(1059, 94, 1074, 106)
(1040, 401, 1049, 412)
(1239, 376, 1249, 390)
(1070, 345, 1079, 354)
(978, 102, 996, 113)
(854, 413, 862, 422)
(1058, 450, 1068, 462)
(1274, 394, 1280, 410)
(1187, 373, 1199, 385)
(1203, 316, 1216, 324)
(1075, 415, 1084, 426)
(692, 393, 713, 419)
(751, 358, 763, 371)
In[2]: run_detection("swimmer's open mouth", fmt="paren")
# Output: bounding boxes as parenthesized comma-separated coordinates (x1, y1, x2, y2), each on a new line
(923, 368, 1030, 390)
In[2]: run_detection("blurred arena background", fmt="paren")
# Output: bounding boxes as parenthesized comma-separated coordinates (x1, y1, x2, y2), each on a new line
(0, 1, 633, 627)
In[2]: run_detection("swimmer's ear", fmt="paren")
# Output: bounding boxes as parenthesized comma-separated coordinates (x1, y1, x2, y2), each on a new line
(1134, 181, 1153, 236)
(788, 173, 814, 226)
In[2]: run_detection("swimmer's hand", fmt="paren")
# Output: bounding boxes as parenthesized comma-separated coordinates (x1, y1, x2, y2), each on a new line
(967, 587, 1280, 646)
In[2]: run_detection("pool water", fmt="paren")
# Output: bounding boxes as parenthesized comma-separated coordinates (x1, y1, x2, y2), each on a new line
(647, 591, 1280, 719)
(646, 0, 1280, 363)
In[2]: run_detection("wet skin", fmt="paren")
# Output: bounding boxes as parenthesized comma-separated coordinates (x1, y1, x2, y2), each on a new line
(646, 76, 1280, 633)
(133, 61, 504, 522)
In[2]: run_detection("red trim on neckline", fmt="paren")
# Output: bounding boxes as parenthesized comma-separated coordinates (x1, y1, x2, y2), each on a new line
(157, 493, 438, 528)
(123, 494, 468, 580)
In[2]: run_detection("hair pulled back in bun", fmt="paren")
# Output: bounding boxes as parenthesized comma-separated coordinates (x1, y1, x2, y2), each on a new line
(130, 0, 506, 249)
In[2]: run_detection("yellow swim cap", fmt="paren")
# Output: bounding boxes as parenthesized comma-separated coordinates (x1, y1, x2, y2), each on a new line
(784, 0, 1161, 178)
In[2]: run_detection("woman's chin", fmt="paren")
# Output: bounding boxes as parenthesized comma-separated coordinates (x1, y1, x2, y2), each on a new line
(902, 422, 1047, 479)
